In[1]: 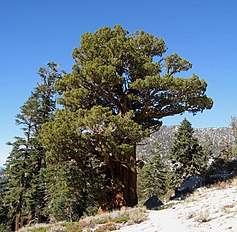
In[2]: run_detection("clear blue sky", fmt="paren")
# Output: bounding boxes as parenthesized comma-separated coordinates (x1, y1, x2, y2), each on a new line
(1, 0, 237, 166)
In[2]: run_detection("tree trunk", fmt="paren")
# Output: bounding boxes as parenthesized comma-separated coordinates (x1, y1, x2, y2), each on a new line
(15, 212, 20, 231)
(99, 145, 138, 212)
(119, 161, 138, 207)
(110, 145, 138, 208)
(121, 144, 137, 206)
(15, 181, 24, 231)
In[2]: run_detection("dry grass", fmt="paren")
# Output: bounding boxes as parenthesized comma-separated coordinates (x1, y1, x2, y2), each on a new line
(230, 176, 237, 187)
(47, 225, 67, 232)
(186, 209, 211, 223)
(194, 210, 211, 223)
(19, 222, 83, 232)
(207, 176, 237, 189)
(186, 211, 196, 219)
(216, 181, 229, 189)
(183, 190, 203, 203)
(19, 207, 147, 232)
(221, 203, 235, 213)
(81, 206, 147, 230)
(19, 223, 52, 232)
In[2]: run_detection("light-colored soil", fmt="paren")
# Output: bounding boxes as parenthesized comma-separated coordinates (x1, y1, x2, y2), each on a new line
(115, 184, 237, 232)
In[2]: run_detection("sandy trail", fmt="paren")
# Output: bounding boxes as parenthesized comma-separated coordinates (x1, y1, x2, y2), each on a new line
(116, 185, 237, 232)
(115, 209, 187, 232)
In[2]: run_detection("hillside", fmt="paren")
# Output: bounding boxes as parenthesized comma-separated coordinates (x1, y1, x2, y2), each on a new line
(116, 179, 237, 232)
(19, 179, 237, 232)
(137, 125, 235, 159)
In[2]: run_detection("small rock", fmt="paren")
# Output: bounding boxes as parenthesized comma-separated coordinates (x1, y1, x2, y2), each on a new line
(144, 195, 163, 210)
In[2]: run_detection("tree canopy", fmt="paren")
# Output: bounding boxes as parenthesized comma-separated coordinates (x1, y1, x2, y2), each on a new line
(3, 63, 61, 231)
(39, 25, 213, 209)
(169, 118, 208, 182)
(56, 25, 212, 128)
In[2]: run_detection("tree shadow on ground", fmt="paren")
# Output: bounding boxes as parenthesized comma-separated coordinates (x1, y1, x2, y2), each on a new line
(171, 159, 237, 200)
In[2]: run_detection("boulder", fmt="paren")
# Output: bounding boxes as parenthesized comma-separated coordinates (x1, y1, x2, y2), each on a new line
(207, 171, 236, 184)
(144, 195, 163, 210)
(173, 175, 206, 199)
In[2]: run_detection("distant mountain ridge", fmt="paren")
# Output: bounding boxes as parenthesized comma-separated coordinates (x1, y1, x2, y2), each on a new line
(137, 125, 235, 158)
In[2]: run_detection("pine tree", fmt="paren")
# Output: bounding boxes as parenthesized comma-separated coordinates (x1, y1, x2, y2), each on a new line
(0, 168, 9, 231)
(4, 62, 61, 231)
(169, 118, 207, 184)
(202, 134, 214, 162)
(138, 141, 171, 200)
(45, 160, 97, 222)
(219, 138, 233, 160)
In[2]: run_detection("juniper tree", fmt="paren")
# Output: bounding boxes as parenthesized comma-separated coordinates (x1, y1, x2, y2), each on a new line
(39, 25, 213, 209)
(169, 118, 208, 184)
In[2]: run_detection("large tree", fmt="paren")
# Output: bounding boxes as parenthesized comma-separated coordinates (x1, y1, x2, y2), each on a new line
(39, 25, 213, 209)
(4, 63, 61, 231)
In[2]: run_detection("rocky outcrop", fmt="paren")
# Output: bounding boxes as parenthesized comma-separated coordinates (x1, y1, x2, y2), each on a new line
(137, 126, 235, 159)
(171, 175, 206, 200)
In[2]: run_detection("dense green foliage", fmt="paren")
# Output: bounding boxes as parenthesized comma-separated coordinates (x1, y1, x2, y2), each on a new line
(138, 141, 172, 200)
(45, 160, 99, 221)
(1, 63, 62, 231)
(1, 25, 214, 230)
(169, 118, 208, 183)
(39, 25, 212, 209)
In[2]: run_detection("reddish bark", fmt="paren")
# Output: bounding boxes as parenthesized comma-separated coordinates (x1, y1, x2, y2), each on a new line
(100, 145, 138, 211)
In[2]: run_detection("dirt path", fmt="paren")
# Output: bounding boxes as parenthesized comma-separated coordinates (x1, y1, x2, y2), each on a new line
(116, 184, 237, 232)
(115, 208, 187, 232)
